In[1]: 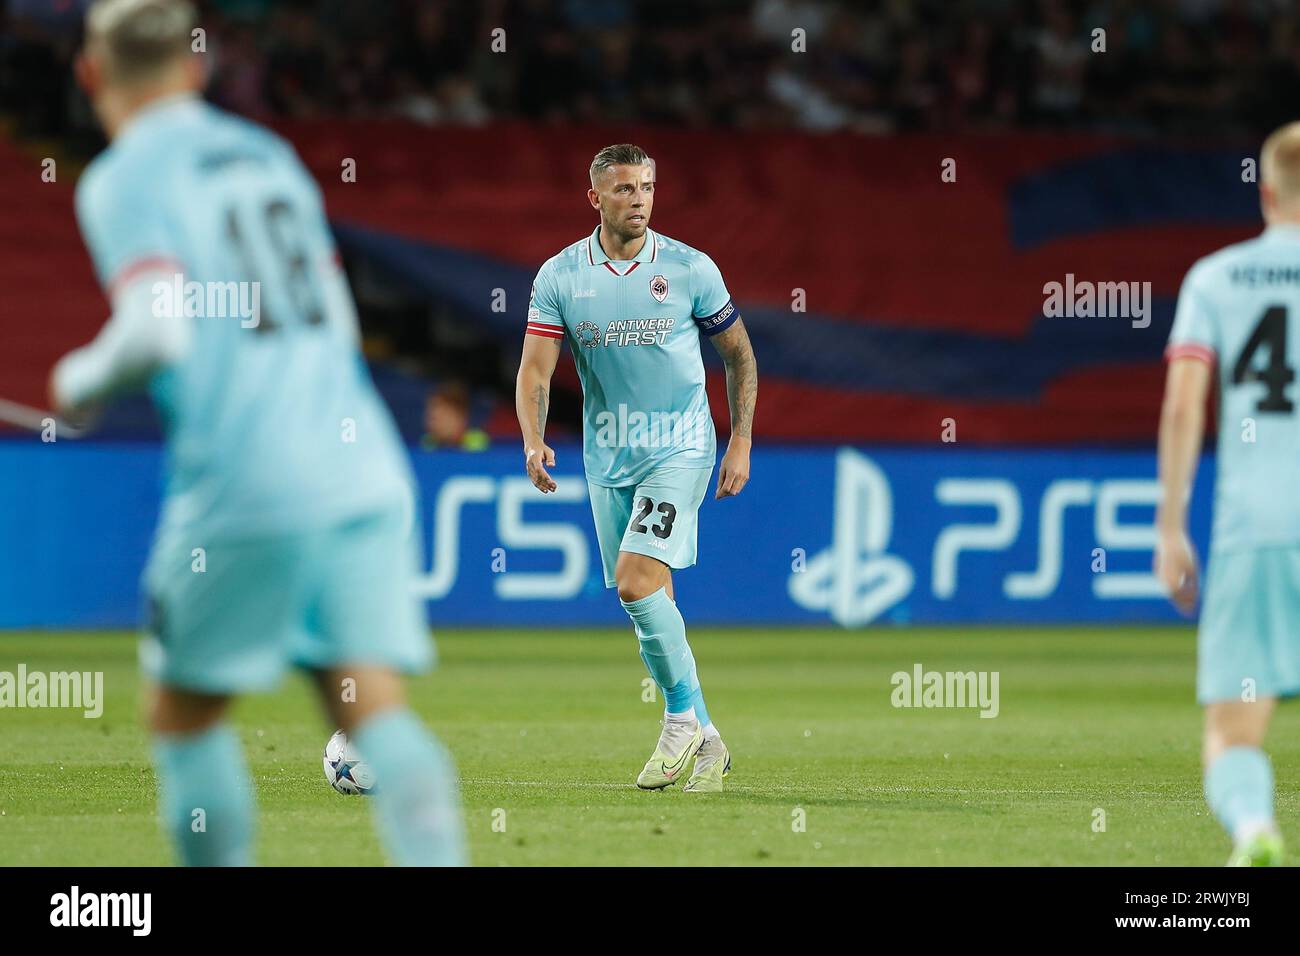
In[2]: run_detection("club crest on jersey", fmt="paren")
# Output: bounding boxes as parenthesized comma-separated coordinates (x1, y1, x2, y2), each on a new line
(649, 274, 669, 303)
(575, 320, 602, 348)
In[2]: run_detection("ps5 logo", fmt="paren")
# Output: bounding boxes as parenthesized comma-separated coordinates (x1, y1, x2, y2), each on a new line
(788, 448, 915, 627)
(932, 477, 1163, 600)
(412, 476, 590, 600)
(790, 450, 1165, 627)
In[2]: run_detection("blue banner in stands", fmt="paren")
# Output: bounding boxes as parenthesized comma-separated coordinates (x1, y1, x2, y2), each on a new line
(0, 442, 1213, 629)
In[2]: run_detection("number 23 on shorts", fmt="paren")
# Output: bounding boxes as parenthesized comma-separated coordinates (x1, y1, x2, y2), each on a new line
(630, 497, 677, 538)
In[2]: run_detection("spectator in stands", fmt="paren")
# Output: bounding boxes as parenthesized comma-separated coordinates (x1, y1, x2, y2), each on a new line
(421, 382, 490, 452)
(1031, 0, 1088, 126)
(207, 22, 270, 120)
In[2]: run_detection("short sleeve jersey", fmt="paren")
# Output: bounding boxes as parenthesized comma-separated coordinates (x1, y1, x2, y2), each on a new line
(1167, 225, 1300, 553)
(527, 226, 737, 487)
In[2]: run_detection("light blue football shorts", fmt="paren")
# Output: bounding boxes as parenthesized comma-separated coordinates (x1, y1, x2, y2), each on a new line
(139, 504, 433, 694)
(1197, 546, 1300, 705)
(587, 465, 714, 588)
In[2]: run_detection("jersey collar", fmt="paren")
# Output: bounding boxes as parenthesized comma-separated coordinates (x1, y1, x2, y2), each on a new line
(115, 92, 204, 147)
(587, 225, 659, 274)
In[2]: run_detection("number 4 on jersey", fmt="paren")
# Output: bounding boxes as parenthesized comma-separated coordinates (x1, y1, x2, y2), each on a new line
(1232, 305, 1295, 412)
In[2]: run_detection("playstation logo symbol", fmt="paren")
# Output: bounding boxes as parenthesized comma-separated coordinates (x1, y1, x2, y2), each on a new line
(788, 448, 914, 627)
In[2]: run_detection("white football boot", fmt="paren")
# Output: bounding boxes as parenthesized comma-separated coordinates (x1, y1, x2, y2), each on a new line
(684, 734, 731, 793)
(635, 717, 703, 789)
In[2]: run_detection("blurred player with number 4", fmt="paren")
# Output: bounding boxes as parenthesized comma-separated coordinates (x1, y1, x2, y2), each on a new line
(1157, 121, 1300, 866)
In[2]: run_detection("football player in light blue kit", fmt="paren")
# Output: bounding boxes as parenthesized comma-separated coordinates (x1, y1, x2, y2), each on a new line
(516, 145, 758, 792)
(1156, 121, 1300, 866)
(49, 0, 464, 866)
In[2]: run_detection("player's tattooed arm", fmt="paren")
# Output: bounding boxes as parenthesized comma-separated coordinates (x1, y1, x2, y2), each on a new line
(516, 334, 562, 493)
(711, 318, 757, 439)
(710, 317, 757, 498)
(533, 384, 548, 435)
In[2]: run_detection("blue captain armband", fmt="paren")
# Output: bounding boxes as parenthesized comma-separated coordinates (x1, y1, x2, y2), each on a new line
(694, 299, 738, 336)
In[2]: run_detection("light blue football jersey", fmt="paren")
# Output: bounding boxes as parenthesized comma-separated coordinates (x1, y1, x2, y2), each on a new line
(1168, 223, 1300, 553)
(527, 226, 738, 487)
(75, 95, 413, 540)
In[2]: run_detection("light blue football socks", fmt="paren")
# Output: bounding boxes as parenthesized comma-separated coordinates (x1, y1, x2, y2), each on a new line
(154, 710, 464, 867)
(1205, 746, 1275, 840)
(621, 586, 712, 730)
(153, 723, 254, 866)
(352, 708, 466, 866)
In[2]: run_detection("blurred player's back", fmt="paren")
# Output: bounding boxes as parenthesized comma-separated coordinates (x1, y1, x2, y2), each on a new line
(51, 0, 464, 871)
(1159, 121, 1300, 867)
(76, 96, 411, 539)
(1168, 230, 1300, 553)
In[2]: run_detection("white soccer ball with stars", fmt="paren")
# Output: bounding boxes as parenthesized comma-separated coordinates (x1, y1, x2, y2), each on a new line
(323, 729, 377, 795)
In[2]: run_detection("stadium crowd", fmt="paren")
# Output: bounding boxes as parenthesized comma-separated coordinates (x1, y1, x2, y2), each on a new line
(2, 0, 1298, 140)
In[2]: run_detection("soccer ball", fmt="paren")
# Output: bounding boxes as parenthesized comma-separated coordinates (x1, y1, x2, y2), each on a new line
(323, 729, 377, 795)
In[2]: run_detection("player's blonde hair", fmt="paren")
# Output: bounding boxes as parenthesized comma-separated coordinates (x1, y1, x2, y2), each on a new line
(589, 144, 655, 188)
(1261, 122, 1300, 209)
(84, 0, 197, 85)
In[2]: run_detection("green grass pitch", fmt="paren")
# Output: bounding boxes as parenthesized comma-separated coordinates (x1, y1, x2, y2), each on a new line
(2, 626, 1296, 866)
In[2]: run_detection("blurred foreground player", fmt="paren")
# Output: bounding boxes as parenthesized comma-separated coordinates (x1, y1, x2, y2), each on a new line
(1156, 121, 1300, 866)
(50, 0, 464, 865)
(515, 145, 758, 792)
